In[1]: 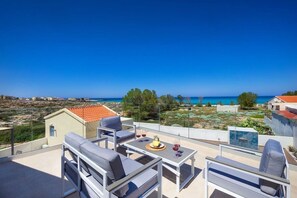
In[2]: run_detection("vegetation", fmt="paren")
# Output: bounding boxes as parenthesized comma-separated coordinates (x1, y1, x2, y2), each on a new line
(288, 146, 297, 152)
(122, 88, 158, 121)
(159, 94, 179, 111)
(238, 92, 257, 109)
(0, 121, 45, 145)
(206, 102, 212, 107)
(282, 90, 297, 96)
(177, 95, 184, 105)
(236, 118, 272, 135)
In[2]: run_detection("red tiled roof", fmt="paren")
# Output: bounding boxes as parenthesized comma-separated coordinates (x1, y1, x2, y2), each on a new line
(277, 110, 297, 120)
(68, 105, 117, 122)
(277, 96, 297, 103)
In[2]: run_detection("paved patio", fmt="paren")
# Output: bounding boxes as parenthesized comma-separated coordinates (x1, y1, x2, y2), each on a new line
(0, 130, 296, 198)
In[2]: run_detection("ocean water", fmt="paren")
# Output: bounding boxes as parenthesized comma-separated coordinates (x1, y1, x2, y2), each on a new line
(91, 96, 273, 105)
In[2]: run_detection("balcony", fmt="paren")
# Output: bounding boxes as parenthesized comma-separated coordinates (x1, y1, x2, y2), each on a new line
(0, 130, 296, 198)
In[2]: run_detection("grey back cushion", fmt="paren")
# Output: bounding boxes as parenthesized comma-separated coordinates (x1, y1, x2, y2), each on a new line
(65, 132, 88, 151)
(64, 132, 90, 174)
(100, 116, 122, 131)
(259, 139, 286, 196)
(80, 141, 129, 197)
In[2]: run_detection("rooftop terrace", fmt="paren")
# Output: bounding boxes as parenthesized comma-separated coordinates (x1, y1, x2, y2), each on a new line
(0, 130, 296, 198)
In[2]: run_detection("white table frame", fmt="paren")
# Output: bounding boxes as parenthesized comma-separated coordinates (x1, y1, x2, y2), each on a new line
(124, 141, 197, 193)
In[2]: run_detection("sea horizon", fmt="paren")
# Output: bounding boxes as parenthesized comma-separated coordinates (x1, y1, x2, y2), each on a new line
(91, 95, 274, 105)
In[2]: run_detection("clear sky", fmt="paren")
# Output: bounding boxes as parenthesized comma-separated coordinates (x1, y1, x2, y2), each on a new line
(1, 0, 297, 98)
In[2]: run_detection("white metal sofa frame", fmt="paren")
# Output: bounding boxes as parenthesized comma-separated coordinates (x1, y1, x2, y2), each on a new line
(61, 136, 162, 198)
(205, 143, 291, 198)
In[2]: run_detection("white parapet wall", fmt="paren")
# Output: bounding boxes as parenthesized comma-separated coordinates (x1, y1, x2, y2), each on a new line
(135, 122, 294, 148)
(216, 105, 239, 113)
(0, 137, 48, 158)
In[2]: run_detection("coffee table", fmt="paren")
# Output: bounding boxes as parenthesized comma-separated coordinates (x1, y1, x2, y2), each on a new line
(123, 137, 197, 193)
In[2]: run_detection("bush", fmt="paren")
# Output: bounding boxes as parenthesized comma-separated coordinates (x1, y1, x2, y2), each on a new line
(250, 114, 264, 119)
(288, 146, 297, 152)
(238, 92, 257, 108)
(237, 118, 273, 135)
(196, 103, 202, 107)
(206, 102, 212, 107)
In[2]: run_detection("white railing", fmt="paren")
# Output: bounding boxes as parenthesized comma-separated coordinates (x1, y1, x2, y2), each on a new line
(135, 122, 293, 147)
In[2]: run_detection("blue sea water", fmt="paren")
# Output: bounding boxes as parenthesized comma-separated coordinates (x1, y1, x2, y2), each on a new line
(91, 96, 273, 105)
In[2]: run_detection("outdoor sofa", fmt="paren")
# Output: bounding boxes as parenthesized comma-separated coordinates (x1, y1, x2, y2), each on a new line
(97, 116, 136, 151)
(61, 132, 162, 198)
(204, 139, 291, 198)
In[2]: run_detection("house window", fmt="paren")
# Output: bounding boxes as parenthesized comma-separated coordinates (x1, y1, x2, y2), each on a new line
(50, 125, 55, 137)
(275, 105, 280, 110)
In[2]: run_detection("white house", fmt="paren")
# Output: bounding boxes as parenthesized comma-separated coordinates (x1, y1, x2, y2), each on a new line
(268, 96, 297, 111)
(44, 105, 133, 146)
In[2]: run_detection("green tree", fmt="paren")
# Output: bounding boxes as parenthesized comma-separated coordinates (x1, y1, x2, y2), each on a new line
(238, 92, 257, 109)
(282, 90, 297, 96)
(206, 102, 212, 107)
(159, 94, 179, 111)
(122, 88, 158, 121)
(177, 95, 184, 105)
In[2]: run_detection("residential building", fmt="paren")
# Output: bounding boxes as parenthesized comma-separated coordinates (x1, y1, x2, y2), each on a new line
(44, 105, 133, 146)
(266, 105, 297, 147)
(268, 96, 297, 110)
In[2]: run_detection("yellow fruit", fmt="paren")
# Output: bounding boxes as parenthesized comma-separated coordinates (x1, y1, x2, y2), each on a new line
(153, 140, 160, 147)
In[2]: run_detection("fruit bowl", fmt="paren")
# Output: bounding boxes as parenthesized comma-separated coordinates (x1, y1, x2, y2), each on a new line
(149, 142, 165, 149)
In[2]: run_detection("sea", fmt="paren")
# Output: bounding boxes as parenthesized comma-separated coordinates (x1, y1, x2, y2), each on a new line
(90, 96, 273, 105)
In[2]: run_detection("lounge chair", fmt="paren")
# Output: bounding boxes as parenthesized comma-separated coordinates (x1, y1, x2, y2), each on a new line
(61, 132, 162, 198)
(204, 139, 290, 198)
(97, 116, 136, 151)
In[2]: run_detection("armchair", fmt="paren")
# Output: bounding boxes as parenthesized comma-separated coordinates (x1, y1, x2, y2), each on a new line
(204, 139, 290, 198)
(97, 116, 136, 151)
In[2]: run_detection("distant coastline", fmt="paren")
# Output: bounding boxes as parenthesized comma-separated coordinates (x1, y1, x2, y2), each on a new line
(91, 96, 273, 105)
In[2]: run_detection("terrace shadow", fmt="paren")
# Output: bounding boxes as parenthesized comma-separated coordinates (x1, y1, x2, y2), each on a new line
(0, 160, 73, 198)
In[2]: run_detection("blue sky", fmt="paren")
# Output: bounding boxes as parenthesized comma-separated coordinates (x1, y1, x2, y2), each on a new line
(1, 0, 297, 98)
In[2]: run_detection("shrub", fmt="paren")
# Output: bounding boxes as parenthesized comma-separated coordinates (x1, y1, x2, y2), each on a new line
(250, 114, 264, 119)
(288, 146, 297, 152)
(206, 102, 212, 107)
(238, 92, 257, 108)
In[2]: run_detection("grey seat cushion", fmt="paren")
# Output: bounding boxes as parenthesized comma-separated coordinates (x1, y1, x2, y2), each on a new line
(100, 116, 122, 131)
(120, 155, 158, 198)
(104, 130, 135, 143)
(205, 156, 272, 198)
(259, 139, 286, 196)
(81, 154, 158, 198)
(80, 141, 129, 197)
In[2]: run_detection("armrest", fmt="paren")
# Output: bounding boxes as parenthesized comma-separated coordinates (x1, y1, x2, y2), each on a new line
(122, 123, 136, 128)
(91, 137, 108, 143)
(219, 143, 262, 156)
(122, 124, 136, 133)
(205, 156, 290, 186)
(106, 157, 162, 192)
(97, 126, 117, 133)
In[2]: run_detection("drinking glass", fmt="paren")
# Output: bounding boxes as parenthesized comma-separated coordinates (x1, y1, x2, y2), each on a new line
(173, 138, 181, 157)
(136, 129, 141, 138)
(141, 129, 147, 137)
